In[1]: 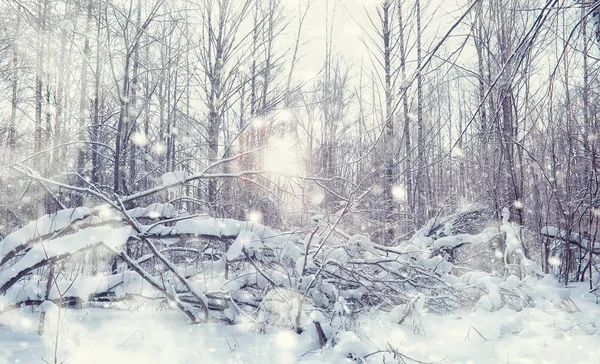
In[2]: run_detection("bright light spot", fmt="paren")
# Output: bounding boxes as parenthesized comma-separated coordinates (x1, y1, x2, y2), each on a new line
(247, 211, 262, 224)
(148, 211, 161, 219)
(588, 134, 598, 142)
(495, 249, 504, 259)
(311, 194, 324, 205)
(275, 109, 293, 123)
(98, 205, 116, 221)
(274, 330, 298, 349)
(452, 147, 465, 158)
(514, 200, 524, 209)
(593, 208, 600, 217)
(392, 185, 407, 202)
(264, 138, 299, 174)
(252, 117, 265, 128)
(154, 142, 166, 155)
(20, 318, 32, 328)
(131, 130, 148, 147)
(309, 188, 325, 205)
(548, 256, 561, 267)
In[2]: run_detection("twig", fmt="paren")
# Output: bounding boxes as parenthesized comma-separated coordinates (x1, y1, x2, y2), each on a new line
(464, 325, 487, 341)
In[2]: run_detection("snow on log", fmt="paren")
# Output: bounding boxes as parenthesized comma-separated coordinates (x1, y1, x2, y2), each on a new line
(0, 226, 132, 295)
(127, 203, 178, 219)
(0, 207, 91, 265)
(431, 229, 498, 250)
(143, 218, 303, 260)
(160, 171, 188, 186)
(226, 231, 263, 261)
(0, 271, 155, 312)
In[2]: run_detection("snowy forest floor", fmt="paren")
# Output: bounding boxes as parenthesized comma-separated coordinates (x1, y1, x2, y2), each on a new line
(0, 284, 599, 364)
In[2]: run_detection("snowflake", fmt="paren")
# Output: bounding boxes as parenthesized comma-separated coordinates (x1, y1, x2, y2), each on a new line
(131, 131, 148, 146)
(392, 185, 407, 202)
(548, 256, 561, 267)
(247, 211, 262, 223)
(153, 142, 166, 155)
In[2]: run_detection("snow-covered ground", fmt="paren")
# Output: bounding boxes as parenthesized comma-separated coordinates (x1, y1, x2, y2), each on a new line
(1, 284, 598, 364)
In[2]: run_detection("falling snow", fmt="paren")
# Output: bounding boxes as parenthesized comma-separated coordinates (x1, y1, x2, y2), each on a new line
(1, 0, 599, 363)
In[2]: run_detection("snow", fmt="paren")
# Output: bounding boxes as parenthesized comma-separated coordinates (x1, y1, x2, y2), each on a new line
(160, 171, 188, 186)
(1, 271, 156, 308)
(422, 255, 452, 274)
(128, 203, 178, 219)
(0, 283, 599, 363)
(499, 274, 521, 290)
(331, 331, 369, 362)
(501, 206, 511, 224)
(432, 235, 462, 249)
(0, 226, 132, 291)
(541, 226, 559, 237)
(421, 228, 498, 250)
(528, 274, 571, 307)
(521, 257, 544, 276)
(295, 255, 315, 275)
(412, 234, 433, 248)
(501, 222, 522, 253)
(226, 231, 262, 261)
(0, 207, 91, 259)
(0, 205, 597, 363)
(349, 234, 376, 254)
(147, 218, 303, 261)
(500, 207, 523, 254)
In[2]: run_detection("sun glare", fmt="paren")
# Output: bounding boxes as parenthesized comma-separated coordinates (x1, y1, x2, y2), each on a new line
(247, 211, 263, 223)
(264, 138, 300, 175)
(252, 117, 265, 128)
(392, 185, 407, 202)
(275, 109, 293, 123)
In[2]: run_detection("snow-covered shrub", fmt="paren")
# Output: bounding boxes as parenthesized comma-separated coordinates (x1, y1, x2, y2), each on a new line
(0, 200, 577, 354)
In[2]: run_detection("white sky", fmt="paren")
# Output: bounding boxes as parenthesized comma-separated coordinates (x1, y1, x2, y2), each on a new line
(293, 0, 466, 75)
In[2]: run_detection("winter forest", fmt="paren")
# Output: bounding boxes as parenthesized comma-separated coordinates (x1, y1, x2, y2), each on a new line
(0, 0, 600, 362)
